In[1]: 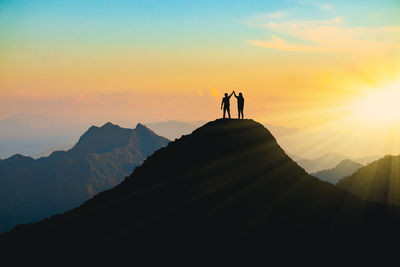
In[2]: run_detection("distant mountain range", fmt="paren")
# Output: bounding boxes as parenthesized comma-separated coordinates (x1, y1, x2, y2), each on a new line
(4, 119, 400, 248)
(312, 159, 363, 184)
(264, 122, 395, 160)
(295, 153, 379, 173)
(337, 155, 400, 206)
(0, 115, 203, 159)
(1, 114, 388, 164)
(0, 122, 169, 233)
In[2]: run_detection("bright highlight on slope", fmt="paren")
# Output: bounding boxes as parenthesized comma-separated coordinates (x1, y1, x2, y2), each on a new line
(353, 81, 400, 125)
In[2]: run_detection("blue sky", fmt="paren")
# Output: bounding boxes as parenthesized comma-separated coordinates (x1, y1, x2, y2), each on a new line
(1, 0, 399, 134)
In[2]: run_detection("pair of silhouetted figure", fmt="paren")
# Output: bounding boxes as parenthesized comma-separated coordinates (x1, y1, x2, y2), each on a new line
(221, 91, 245, 119)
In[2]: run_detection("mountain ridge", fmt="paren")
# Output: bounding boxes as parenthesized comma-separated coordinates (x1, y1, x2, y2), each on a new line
(312, 159, 363, 184)
(0, 122, 169, 233)
(295, 152, 379, 173)
(4, 119, 400, 247)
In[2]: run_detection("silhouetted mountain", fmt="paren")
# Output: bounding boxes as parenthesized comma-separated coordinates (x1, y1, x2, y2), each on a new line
(295, 153, 348, 173)
(0, 123, 169, 233)
(337, 155, 400, 206)
(3, 119, 400, 248)
(295, 153, 379, 173)
(312, 159, 363, 184)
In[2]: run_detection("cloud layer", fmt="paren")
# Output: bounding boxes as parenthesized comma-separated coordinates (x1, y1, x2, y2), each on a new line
(246, 10, 400, 53)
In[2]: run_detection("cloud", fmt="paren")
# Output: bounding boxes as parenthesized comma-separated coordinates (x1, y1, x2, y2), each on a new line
(247, 14, 400, 54)
(249, 35, 344, 53)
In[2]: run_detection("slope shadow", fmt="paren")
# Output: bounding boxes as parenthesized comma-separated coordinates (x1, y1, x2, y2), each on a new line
(3, 119, 400, 248)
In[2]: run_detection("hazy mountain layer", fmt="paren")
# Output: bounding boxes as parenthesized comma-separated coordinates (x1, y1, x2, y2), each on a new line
(295, 153, 379, 173)
(4, 119, 400, 247)
(312, 159, 363, 184)
(0, 123, 169, 232)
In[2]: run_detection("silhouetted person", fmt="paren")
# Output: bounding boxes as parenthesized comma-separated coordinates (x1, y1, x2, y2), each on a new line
(221, 92, 234, 119)
(234, 92, 245, 119)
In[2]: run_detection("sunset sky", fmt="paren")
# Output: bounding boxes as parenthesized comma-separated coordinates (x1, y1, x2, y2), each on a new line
(1, 0, 400, 137)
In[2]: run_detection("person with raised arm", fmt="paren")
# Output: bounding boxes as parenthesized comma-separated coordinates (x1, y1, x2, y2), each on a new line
(234, 91, 245, 119)
(221, 91, 234, 119)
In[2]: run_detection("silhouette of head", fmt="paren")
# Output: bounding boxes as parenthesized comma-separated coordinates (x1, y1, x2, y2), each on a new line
(224, 93, 228, 97)
(239, 93, 242, 97)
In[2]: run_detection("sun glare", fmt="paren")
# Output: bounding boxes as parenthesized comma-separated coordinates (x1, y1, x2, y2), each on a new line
(353, 81, 400, 125)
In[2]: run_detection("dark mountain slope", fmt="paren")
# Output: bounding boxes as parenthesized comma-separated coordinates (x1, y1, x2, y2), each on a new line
(312, 159, 363, 184)
(0, 123, 169, 233)
(3, 119, 400, 246)
(337, 155, 400, 205)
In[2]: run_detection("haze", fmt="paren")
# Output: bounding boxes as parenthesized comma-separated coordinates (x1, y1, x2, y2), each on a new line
(1, 0, 400, 157)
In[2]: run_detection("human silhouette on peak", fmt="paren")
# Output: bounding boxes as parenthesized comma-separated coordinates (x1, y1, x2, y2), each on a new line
(221, 91, 234, 119)
(233, 92, 245, 119)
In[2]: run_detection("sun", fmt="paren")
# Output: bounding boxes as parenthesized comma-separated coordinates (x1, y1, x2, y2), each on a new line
(352, 81, 400, 125)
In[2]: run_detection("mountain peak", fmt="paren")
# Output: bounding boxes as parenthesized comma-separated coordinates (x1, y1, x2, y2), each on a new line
(4, 154, 34, 163)
(135, 122, 147, 129)
(67, 121, 168, 155)
(191, 119, 277, 144)
(70, 123, 134, 154)
(8, 118, 388, 245)
(101, 122, 118, 128)
(0, 120, 170, 233)
(312, 158, 363, 184)
(337, 159, 362, 167)
(135, 122, 157, 135)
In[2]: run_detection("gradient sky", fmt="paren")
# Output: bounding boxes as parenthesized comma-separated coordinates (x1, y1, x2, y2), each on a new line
(1, 0, 400, 133)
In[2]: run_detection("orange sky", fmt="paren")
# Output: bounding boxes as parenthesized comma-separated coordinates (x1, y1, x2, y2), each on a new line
(1, 0, 400, 133)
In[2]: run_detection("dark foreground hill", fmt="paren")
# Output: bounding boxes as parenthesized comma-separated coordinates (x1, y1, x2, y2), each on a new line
(3, 119, 400, 248)
(338, 155, 400, 205)
(312, 159, 363, 184)
(0, 123, 169, 232)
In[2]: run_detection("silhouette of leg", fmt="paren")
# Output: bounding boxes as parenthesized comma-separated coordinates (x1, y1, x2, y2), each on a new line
(228, 108, 231, 119)
(223, 108, 226, 119)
